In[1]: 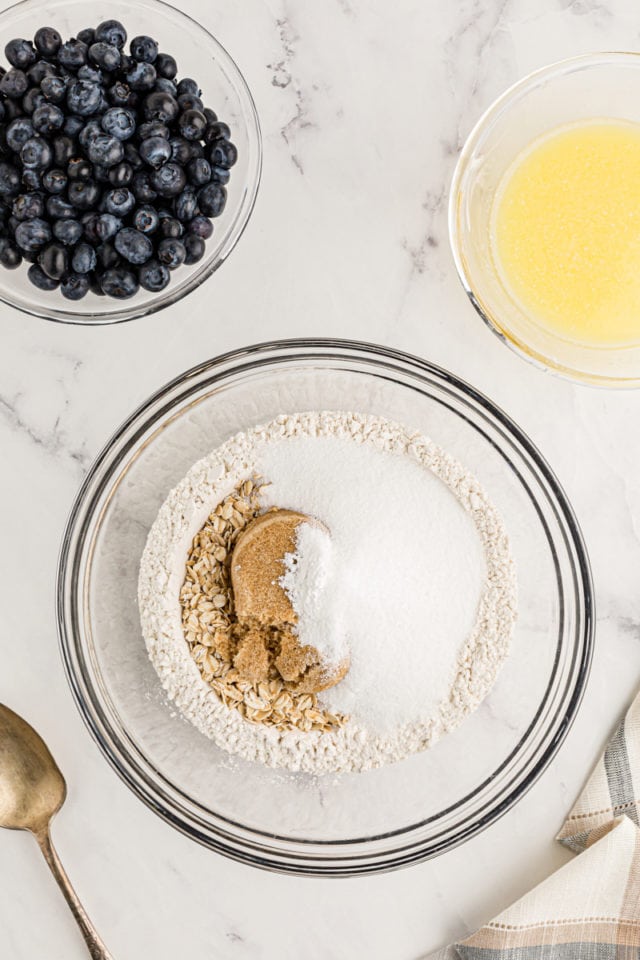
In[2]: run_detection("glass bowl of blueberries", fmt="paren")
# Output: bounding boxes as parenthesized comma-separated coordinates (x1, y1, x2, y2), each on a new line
(0, 0, 261, 323)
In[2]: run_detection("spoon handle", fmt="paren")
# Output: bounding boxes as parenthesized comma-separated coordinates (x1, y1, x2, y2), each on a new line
(35, 827, 113, 960)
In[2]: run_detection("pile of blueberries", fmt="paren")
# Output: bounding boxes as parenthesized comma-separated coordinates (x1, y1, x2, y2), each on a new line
(0, 19, 237, 301)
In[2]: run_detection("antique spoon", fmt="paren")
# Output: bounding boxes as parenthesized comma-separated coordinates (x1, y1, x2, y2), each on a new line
(0, 703, 113, 959)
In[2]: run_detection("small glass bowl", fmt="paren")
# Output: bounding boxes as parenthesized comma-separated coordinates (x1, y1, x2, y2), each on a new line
(0, 0, 261, 324)
(57, 339, 593, 876)
(449, 53, 640, 387)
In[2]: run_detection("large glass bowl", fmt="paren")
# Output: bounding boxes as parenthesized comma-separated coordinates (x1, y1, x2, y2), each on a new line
(449, 53, 640, 387)
(57, 340, 593, 875)
(0, 0, 261, 324)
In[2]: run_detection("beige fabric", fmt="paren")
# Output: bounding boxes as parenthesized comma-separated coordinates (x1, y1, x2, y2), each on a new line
(429, 690, 640, 958)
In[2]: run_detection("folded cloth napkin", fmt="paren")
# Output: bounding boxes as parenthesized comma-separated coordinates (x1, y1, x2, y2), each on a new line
(431, 691, 640, 959)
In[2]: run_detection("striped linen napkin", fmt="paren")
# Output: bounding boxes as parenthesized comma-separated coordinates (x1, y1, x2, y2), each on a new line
(431, 692, 640, 958)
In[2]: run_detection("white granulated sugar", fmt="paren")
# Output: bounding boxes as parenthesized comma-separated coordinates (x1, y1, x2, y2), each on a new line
(279, 522, 346, 669)
(138, 412, 517, 774)
(261, 438, 485, 732)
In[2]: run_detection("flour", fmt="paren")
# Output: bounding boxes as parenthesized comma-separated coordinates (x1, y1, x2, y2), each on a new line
(138, 412, 517, 774)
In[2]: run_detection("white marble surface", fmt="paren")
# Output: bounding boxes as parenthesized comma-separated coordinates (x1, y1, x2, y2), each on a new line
(1, 0, 640, 957)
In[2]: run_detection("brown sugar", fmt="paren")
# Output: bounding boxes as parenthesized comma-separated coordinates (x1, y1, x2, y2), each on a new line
(230, 509, 307, 626)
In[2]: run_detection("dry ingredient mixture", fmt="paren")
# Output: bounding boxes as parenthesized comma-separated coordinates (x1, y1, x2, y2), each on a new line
(138, 412, 517, 773)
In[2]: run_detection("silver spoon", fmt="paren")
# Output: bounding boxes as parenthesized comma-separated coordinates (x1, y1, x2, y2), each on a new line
(0, 703, 113, 959)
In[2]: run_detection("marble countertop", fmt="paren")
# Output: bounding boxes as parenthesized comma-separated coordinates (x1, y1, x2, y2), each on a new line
(2, 0, 640, 957)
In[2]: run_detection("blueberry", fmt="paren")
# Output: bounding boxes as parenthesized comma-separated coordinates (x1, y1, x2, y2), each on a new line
(95, 240, 119, 269)
(176, 77, 200, 97)
(63, 115, 84, 138)
(95, 20, 127, 50)
(22, 89, 45, 115)
(87, 134, 123, 167)
(0, 161, 20, 198)
(108, 81, 132, 107)
(203, 108, 217, 125)
(43, 168, 67, 194)
(32, 103, 65, 135)
(67, 158, 92, 180)
(6, 117, 34, 153)
(169, 136, 192, 165)
(114, 226, 152, 264)
(143, 90, 179, 123)
(67, 80, 101, 116)
(208, 139, 237, 170)
(78, 119, 103, 149)
(103, 187, 135, 216)
(130, 35, 158, 63)
(123, 142, 143, 169)
(177, 94, 204, 113)
(151, 161, 186, 197)
(53, 135, 76, 165)
(139, 135, 171, 169)
(205, 120, 231, 143)
(132, 204, 159, 233)
(60, 273, 90, 299)
(138, 120, 169, 140)
(38, 241, 68, 280)
(53, 218, 83, 245)
(197, 183, 226, 217)
(20, 137, 52, 170)
(12, 192, 44, 220)
(89, 42, 121, 72)
(5, 39, 36, 69)
(92, 162, 111, 183)
(68, 179, 100, 209)
(108, 161, 133, 186)
(34, 27, 62, 58)
(187, 215, 213, 239)
(101, 107, 135, 140)
(3, 100, 24, 121)
(71, 241, 96, 273)
(178, 109, 206, 141)
(77, 64, 104, 84)
(131, 171, 156, 202)
(77, 28, 96, 46)
(100, 266, 139, 298)
(155, 53, 177, 80)
(0, 69, 29, 99)
(15, 217, 51, 251)
(174, 187, 198, 222)
(20, 169, 41, 191)
(46, 195, 77, 219)
(183, 234, 205, 265)
(159, 216, 183, 238)
(94, 212, 121, 241)
(28, 262, 58, 289)
(41, 76, 68, 104)
(154, 78, 177, 96)
(0, 237, 21, 268)
(210, 164, 230, 185)
(126, 62, 156, 91)
(58, 39, 88, 70)
(157, 237, 185, 269)
(138, 258, 169, 291)
(186, 157, 211, 186)
(27, 61, 56, 85)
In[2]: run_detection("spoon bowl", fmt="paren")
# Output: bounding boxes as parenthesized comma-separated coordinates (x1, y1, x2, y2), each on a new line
(0, 704, 66, 834)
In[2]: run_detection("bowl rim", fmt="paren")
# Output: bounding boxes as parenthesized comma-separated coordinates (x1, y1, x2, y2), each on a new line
(0, 0, 262, 325)
(56, 338, 595, 875)
(449, 50, 640, 388)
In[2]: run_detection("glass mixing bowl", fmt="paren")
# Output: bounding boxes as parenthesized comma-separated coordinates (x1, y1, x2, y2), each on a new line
(57, 340, 593, 875)
(450, 53, 640, 387)
(0, 0, 261, 324)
